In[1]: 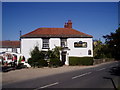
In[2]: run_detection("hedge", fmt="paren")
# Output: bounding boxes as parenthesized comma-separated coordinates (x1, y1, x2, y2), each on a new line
(69, 57, 93, 66)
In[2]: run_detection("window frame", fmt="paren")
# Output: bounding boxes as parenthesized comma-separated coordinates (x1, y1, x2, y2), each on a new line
(74, 41, 87, 48)
(42, 38, 49, 49)
(61, 38, 67, 48)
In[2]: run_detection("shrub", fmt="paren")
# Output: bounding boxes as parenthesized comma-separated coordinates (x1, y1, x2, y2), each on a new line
(28, 58, 34, 67)
(28, 58, 48, 67)
(48, 58, 62, 67)
(37, 59, 48, 68)
(69, 57, 93, 66)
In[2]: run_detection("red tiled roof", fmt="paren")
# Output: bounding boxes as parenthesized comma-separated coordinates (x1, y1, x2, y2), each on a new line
(21, 28, 93, 38)
(0, 41, 20, 48)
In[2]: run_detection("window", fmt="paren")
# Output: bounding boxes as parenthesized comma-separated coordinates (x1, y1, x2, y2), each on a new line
(42, 38, 49, 49)
(61, 39, 67, 47)
(88, 50, 91, 55)
(74, 41, 87, 48)
(12, 48, 17, 53)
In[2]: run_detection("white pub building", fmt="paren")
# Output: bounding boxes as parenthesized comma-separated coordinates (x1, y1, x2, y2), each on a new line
(20, 20, 93, 65)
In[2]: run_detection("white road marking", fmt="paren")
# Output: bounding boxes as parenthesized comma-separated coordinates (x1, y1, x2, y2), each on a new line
(40, 82, 59, 89)
(97, 68, 106, 71)
(72, 72, 92, 79)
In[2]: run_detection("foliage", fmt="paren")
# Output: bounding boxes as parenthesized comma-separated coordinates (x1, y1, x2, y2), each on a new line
(18, 56, 22, 64)
(69, 57, 93, 66)
(93, 40, 112, 59)
(28, 46, 48, 67)
(28, 46, 62, 68)
(47, 46, 62, 67)
(103, 27, 120, 60)
(30, 46, 45, 62)
(37, 59, 48, 68)
(52, 46, 62, 59)
(48, 58, 62, 67)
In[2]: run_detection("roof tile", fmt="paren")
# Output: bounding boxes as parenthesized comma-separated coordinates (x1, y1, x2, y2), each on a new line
(21, 28, 93, 38)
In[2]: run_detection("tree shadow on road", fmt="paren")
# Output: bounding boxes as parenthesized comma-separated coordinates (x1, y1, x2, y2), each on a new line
(109, 61, 120, 76)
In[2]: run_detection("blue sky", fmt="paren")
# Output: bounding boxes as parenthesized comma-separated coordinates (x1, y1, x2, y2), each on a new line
(2, 2, 118, 42)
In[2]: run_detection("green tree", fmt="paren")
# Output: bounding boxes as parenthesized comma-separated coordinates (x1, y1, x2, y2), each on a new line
(52, 46, 62, 59)
(103, 27, 120, 60)
(93, 40, 105, 59)
(28, 46, 47, 67)
(93, 40, 112, 59)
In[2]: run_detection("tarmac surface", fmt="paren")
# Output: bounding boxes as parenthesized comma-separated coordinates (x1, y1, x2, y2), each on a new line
(2, 61, 117, 85)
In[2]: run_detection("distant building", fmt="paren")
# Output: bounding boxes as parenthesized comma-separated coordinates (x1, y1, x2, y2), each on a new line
(21, 20, 93, 65)
(0, 40, 20, 53)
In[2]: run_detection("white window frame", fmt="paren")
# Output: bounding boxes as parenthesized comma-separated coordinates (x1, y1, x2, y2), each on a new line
(42, 38, 49, 49)
(61, 38, 67, 48)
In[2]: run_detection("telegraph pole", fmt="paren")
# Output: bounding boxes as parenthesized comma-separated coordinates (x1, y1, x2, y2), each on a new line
(19, 30, 22, 53)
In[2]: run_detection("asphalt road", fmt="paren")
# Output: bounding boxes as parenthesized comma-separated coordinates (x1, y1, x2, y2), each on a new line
(2, 61, 120, 89)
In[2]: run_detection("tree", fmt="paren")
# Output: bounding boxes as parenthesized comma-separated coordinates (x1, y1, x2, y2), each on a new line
(93, 40, 105, 59)
(93, 40, 112, 59)
(28, 46, 47, 67)
(103, 27, 120, 60)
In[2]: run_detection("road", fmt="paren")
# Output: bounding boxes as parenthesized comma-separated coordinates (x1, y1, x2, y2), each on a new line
(2, 61, 120, 89)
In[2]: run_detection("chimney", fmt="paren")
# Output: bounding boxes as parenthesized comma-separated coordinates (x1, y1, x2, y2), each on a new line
(64, 20, 72, 28)
(64, 23, 67, 28)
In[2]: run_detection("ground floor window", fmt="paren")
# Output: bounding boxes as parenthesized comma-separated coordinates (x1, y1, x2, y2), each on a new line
(12, 48, 17, 53)
(88, 50, 91, 55)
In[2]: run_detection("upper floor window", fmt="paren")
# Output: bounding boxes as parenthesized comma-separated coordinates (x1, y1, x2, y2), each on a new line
(42, 38, 49, 49)
(74, 41, 87, 48)
(61, 38, 67, 47)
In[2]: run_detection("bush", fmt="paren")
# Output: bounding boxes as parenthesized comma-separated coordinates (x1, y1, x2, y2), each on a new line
(28, 46, 62, 68)
(28, 58, 48, 67)
(28, 58, 34, 67)
(48, 58, 62, 67)
(37, 59, 48, 68)
(69, 57, 93, 66)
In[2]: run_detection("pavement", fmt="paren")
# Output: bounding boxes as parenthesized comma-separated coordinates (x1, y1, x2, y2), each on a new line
(2, 61, 117, 85)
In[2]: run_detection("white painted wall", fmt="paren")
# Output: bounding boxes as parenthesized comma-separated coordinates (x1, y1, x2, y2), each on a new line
(49, 38, 60, 50)
(21, 38, 42, 60)
(67, 38, 93, 57)
(0, 48, 20, 53)
(21, 38, 61, 60)
(21, 37, 93, 61)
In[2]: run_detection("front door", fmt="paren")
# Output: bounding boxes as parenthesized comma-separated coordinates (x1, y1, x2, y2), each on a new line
(61, 52, 66, 65)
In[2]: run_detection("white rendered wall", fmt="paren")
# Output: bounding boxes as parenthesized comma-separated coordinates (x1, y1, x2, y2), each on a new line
(21, 38, 61, 60)
(67, 38, 93, 57)
(49, 38, 60, 50)
(21, 38, 42, 60)
(21, 37, 93, 61)
(17, 48, 20, 53)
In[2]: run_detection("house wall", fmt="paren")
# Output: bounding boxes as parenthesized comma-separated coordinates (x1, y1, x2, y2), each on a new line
(49, 38, 60, 50)
(67, 38, 93, 57)
(21, 37, 93, 61)
(21, 38, 42, 60)
(0, 48, 20, 53)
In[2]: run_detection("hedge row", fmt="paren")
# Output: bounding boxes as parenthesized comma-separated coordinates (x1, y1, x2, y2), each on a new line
(69, 57, 93, 66)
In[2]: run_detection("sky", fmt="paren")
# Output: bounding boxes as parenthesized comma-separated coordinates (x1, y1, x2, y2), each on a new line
(2, 2, 118, 42)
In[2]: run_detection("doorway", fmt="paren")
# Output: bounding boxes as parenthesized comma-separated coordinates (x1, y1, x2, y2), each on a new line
(61, 51, 67, 65)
